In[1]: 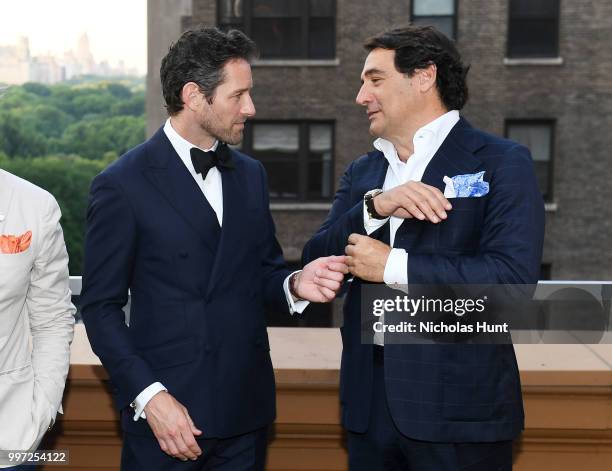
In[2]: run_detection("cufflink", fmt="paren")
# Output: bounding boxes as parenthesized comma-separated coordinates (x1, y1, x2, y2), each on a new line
(130, 402, 136, 409)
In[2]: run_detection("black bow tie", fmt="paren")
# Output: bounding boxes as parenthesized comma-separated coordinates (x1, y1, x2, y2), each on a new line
(190, 143, 235, 179)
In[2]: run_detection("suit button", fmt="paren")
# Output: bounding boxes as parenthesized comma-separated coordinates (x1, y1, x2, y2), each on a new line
(255, 338, 262, 346)
(205, 296, 211, 303)
(179, 251, 188, 258)
(204, 345, 212, 353)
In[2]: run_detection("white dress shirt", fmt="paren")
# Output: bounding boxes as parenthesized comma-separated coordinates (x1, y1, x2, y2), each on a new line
(363, 110, 460, 345)
(131, 119, 307, 420)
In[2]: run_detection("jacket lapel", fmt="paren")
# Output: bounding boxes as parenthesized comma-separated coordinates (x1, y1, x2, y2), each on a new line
(0, 170, 15, 233)
(142, 128, 220, 254)
(205, 157, 244, 297)
(421, 117, 485, 191)
(394, 118, 485, 249)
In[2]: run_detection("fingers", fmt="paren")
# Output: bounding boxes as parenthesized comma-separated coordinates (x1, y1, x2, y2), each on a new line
(327, 255, 349, 264)
(316, 267, 345, 282)
(185, 409, 203, 436)
(317, 285, 337, 301)
(397, 182, 451, 223)
(314, 274, 341, 292)
(147, 393, 202, 461)
(327, 261, 349, 274)
(326, 255, 349, 274)
(347, 233, 366, 245)
(392, 207, 415, 219)
(345, 256, 354, 270)
(180, 428, 202, 459)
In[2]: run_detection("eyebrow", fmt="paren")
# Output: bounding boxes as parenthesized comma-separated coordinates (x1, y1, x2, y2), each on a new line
(231, 87, 251, 95)
(360, 68, 386, 83)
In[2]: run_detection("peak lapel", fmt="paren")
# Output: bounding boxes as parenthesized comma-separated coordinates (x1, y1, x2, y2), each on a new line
(421, 118, 485, 191)
(0, 171, 14, 230)
(205, 157, 243, 297)
(142, 129, 220, 254)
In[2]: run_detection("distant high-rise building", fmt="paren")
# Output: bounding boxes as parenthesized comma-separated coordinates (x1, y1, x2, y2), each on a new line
(75, 33, 95, 74)
(0, 33, 141, 84)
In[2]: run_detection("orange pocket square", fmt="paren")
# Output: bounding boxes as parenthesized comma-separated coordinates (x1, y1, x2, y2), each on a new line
(0, 231, 32, 254)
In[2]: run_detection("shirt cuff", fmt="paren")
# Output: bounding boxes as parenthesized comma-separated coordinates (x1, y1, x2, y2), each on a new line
(131, 382, 167, 421)
(383, 248, 408, 288)
(284, 271, 309, 315)
(363, 201, 389, 235)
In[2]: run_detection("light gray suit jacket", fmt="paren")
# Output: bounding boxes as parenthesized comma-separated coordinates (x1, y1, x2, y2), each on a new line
(0, 169, 75, 456)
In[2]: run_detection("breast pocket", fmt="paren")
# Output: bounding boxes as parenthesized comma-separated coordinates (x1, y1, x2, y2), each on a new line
(436, 197, 485, 251)
(0, 251, 33, 292)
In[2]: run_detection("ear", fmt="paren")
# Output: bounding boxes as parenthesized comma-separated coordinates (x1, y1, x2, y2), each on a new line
(181, 82, 203, 112)
(418, 64, 438, 93)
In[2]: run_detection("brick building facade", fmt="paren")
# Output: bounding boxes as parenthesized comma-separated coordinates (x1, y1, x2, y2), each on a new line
(147, 0, 612, 324)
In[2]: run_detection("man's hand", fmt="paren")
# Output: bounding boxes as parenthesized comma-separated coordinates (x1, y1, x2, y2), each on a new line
(292, 255, 349, 302)
(345, 234, 391, 282)
(144, 391, 203, 461)
(374, 181, 452, 222)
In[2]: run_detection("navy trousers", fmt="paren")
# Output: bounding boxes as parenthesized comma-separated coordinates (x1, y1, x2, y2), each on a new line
(121, 425, 268, 471)
(347, 347, 514, 471)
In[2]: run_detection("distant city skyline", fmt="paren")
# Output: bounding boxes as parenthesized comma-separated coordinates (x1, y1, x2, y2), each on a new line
(0, 33, 141, 84)
(0, 0, 146, 75)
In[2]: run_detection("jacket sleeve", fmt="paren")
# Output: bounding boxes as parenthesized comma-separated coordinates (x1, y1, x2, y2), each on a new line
(302, 160, 372, 265)
(80, 172, 157, 410)
(27, 193, 75, 419)
(255, 161, 293, 313)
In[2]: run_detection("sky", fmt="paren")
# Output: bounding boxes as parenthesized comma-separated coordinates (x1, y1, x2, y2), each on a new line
(0, 0, 147, 74)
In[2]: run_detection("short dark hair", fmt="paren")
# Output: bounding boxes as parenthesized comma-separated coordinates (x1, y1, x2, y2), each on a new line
(364, 26, 469, 110)
(160, 27, 258, 115)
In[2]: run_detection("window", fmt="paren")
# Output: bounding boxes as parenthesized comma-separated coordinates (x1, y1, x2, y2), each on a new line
(507, 0, 560, 58)
(411, 0, 457, 40)
(218, 0, 336, 59)
(240, 121, 334, 201)
(505, 120, 555, 201)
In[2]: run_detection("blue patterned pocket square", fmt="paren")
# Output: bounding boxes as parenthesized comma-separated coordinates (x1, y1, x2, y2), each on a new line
(443, 171, 489, 198)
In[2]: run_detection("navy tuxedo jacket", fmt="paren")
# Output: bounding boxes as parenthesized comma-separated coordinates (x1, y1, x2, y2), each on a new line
(303, 118, 545, 442)
(80, 128, 290, 438)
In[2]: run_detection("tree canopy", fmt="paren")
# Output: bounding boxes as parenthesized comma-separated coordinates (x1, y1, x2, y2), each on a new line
(0, 78, 146, 274)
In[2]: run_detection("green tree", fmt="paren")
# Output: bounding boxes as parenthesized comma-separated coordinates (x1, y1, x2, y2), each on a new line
(0, 110, 48, 157)
(22, 82, 51, 97)
(1, 155, 106, 275)
(106, 83, 132, 100)
(60, 115, 145, 160)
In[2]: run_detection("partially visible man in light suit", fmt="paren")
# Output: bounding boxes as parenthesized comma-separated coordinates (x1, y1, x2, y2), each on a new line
(80, 27, 347, 470)
(303, 25, 545, 470)
(0, 169, 75, 469)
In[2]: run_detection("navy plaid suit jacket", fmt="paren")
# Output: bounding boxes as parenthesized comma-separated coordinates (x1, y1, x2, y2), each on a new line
(303, 118, 545, 442)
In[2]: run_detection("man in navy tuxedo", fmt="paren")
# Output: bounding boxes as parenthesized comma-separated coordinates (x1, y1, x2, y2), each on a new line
(80, 27, 347, 470)
(303, 26, 544, 470)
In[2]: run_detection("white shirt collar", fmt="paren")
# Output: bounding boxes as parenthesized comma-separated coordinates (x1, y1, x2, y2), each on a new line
(163, 118, 218, 175)
(373, 109, 460, 169)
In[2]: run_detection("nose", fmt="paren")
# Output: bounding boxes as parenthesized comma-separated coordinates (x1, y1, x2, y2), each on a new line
(242, 94, 256, 118)
(356, 84, 370, 106)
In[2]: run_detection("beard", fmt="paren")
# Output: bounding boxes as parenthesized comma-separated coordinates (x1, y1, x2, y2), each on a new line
(198, 108, 244, 145)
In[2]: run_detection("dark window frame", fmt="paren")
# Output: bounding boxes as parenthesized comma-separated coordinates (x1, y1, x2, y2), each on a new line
(506, 0, 561, 58)
(410, 0, 458, 41)
(240, 120, 335, 202)
(505, 118, 556, 202)
(217, 0, 337, 59)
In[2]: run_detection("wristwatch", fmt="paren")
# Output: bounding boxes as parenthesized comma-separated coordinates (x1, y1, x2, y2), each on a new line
(364, 189, 386, 219)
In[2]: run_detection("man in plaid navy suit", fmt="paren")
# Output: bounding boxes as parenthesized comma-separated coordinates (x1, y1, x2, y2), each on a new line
(303, 26, 544, 471)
